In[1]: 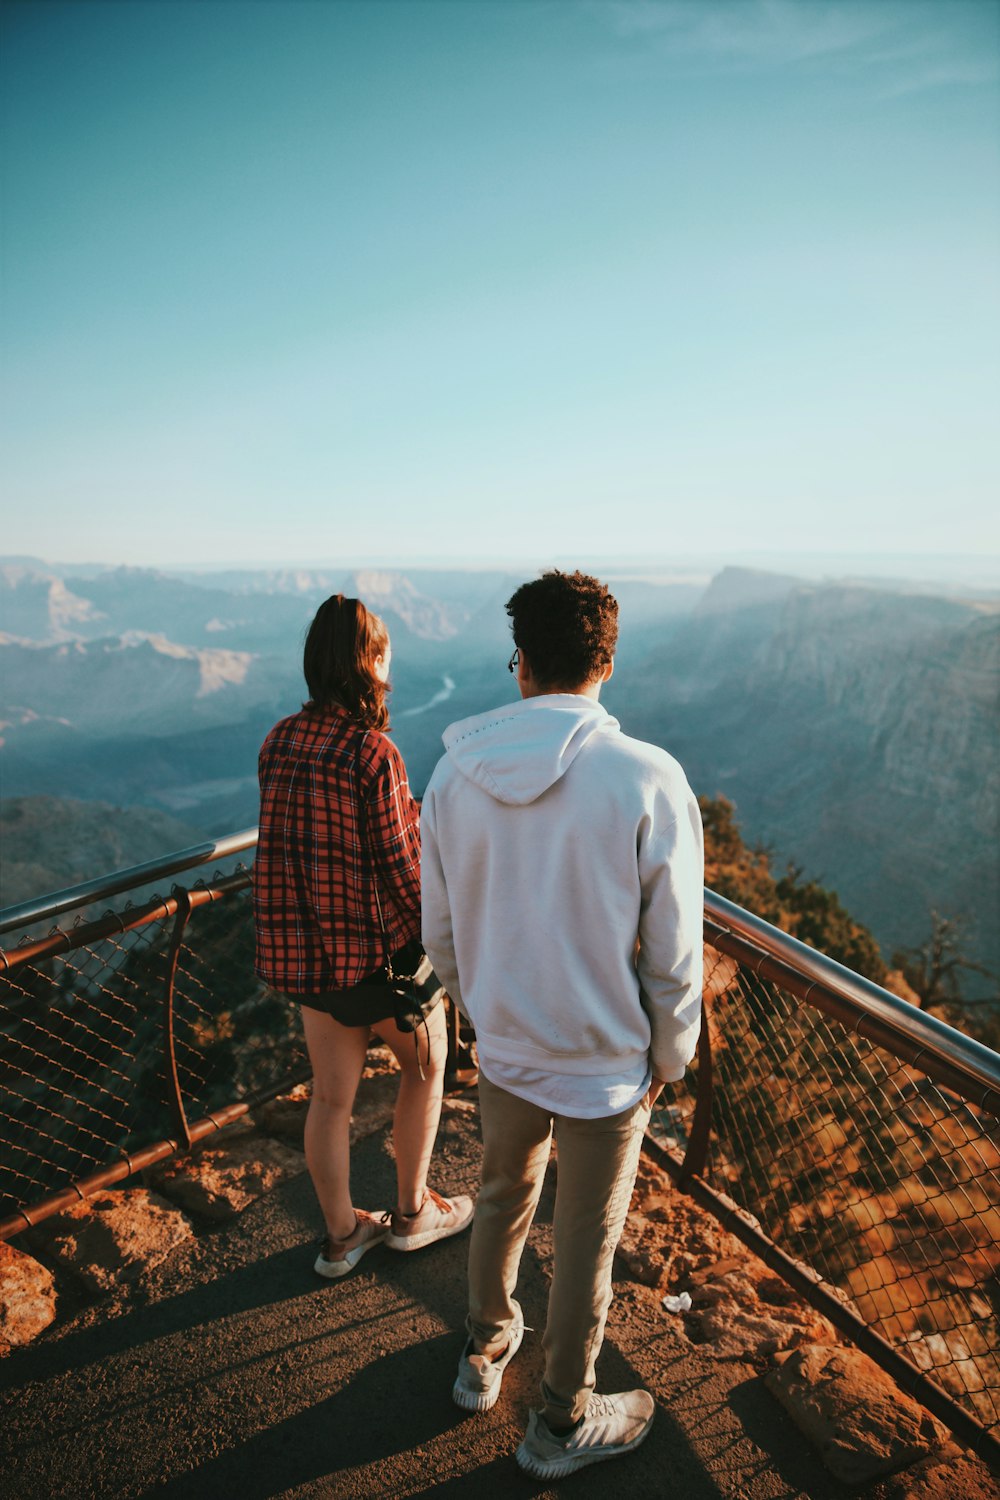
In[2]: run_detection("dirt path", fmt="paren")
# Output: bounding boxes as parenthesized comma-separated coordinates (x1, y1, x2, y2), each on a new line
(1, 1094, 990, 1498)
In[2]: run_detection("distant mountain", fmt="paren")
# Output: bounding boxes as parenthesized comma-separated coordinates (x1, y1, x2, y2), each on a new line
(1, 557, 996, 985)
(0, 562, 104, 641)
(0, 633, 275, 736)
(695, 565, 803, 615)
(169, 567, 346, 595)
(0, 561, 314, 650)
(0, 796, 205, 909)
(607, 571, 1000, 976)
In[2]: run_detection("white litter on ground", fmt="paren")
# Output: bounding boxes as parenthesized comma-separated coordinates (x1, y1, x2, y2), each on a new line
(662, 1292, 693, 1313)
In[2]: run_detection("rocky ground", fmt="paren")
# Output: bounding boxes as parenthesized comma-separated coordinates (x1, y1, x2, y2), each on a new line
(1, 1051, 996, 1498)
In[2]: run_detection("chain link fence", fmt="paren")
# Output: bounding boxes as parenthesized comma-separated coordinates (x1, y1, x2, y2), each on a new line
(650, 924, 999, 1453)
(1, 843, 997, 1460)
(0, 867, 307, 1230)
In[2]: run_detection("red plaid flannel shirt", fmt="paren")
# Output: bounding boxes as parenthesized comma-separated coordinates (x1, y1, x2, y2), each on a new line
(253, 705, 421, 994)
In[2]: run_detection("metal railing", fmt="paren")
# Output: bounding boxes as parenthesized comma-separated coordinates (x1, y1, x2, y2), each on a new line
(652, 890, 999, 1466)
(1, 833, 997, 1465)
(0, 834, 305, 1234)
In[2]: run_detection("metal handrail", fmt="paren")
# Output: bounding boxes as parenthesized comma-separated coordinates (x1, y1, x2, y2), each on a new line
(0, 827, 260, 935)
(2, 832, 997, 1460)
(704, 888, 1000, 1098)
(1, 828, 994, 1099)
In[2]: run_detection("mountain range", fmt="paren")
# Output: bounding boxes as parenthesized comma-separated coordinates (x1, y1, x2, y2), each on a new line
(1, 556, 997, 984)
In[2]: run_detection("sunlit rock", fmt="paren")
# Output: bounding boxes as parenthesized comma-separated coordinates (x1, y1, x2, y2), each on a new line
(31, 1188, 192, 1295)
(149, 1133, 304, 1221)
(765, 1342, 946, 1481)
(0, 1242, 56, 1349)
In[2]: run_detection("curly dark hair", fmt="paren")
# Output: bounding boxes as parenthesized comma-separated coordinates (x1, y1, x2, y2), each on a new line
(303, 594, 390, 731)
(506, 570, 619, 690)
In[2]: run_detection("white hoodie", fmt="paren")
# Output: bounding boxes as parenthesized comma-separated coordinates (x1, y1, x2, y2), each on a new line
(420, 695, 703, 1117)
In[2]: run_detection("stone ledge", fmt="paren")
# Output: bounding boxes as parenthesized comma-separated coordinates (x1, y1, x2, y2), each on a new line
(615, 1152, 1000, 1491)
(618, 1156, 838, 1358)
(765, 1341, 948, 1483)
(28, 1188, 193, 1297)
(0, 1242, 57, 1352)
(148, 1132, 305, 1221)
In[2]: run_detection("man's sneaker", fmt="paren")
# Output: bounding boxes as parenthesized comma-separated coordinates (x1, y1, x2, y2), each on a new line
(515, 1390, 655, 1479)
(452, 1301, 525, 1412)
(385, 1188, 474, 1251)
(314, 1210, 389, 1278)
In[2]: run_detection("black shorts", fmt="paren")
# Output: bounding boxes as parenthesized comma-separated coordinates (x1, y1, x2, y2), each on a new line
(292, 942, 430, 1029)
(296, 984, 396, 1028)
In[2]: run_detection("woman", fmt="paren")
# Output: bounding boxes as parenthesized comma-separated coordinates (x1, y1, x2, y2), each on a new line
(253, 594, 472, 1277)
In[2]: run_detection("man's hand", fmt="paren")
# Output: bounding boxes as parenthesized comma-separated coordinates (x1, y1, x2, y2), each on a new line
(645, 1077, 667, 1109)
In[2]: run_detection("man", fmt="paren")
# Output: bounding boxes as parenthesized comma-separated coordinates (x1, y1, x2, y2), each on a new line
(420, 569, 703, 1480)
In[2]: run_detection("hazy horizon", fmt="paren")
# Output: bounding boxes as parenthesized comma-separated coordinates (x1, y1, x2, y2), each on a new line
(5, 549, 999, 593)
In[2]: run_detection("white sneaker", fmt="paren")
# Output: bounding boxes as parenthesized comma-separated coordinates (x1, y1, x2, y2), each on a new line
(313, 1210, 388, 1278)
(385, 1188, 474, 1251)
(452, 1302, 525, 1412)
(515, 1390, 655, 1479)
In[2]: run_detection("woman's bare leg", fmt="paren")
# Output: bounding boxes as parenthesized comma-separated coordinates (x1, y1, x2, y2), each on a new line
(372, 1002, 448, 1216)
(300, 1006, 371, 1241)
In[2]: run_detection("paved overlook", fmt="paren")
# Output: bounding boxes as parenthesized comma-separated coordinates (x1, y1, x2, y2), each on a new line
(2, 1067, 995, 1499)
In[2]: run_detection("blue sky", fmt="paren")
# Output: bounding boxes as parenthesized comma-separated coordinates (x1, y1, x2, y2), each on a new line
(1, 0, 998, 570)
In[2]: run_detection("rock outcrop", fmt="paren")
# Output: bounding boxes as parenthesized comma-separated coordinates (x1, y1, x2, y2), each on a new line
(29, 1188, 193, 1295)
(766, 1342, 946, 1482)
(149, 1132, 305, 1222)
(616, 1153, 969, 1485)
(0, 1242, 56, 1351)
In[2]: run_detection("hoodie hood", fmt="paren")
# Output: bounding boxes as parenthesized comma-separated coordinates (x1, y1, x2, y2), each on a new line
(441, 695, 620, 806)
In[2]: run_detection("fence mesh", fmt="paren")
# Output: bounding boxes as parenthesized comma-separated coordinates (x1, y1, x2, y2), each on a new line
(650, 942, 1000, 1437)
(2, 877, 996, 1444)
(0, 874, 306, 1223)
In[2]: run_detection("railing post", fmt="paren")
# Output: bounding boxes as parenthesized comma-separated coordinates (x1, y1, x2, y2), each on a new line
(678, 994, 714, 1187)
(162, 890, 194, 1150)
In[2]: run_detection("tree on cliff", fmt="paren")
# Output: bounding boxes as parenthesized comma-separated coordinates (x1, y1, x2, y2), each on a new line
(700, 796, 887, 984)
(892, 912, 999, 1050)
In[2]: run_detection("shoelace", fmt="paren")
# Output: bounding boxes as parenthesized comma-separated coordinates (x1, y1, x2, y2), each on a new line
(382, 1188, 446, 1223)
(386, 1187, 474, 1226)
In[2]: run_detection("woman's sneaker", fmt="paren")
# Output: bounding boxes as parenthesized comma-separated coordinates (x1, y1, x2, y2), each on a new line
(314, 1210, 389, 1278)
(515, 1390, 655, 1478)
(385, 1188, 474, 1251)
(452, 1301, 525, 1412)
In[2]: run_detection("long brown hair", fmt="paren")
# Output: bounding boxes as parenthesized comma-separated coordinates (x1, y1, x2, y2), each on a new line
(303, 595, 390, 731)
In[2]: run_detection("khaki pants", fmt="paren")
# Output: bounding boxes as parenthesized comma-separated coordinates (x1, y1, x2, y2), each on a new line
(468, 1073, 651, 1427)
